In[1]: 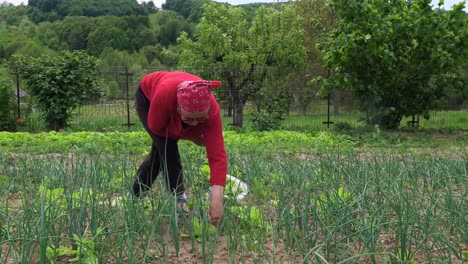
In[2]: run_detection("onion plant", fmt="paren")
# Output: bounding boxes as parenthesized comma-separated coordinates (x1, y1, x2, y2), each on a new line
(0, 132, 466, 263)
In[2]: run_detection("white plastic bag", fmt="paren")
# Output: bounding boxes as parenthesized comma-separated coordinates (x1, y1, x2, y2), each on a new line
(208, 174, 249, 202)
(227, 174, 249, 202)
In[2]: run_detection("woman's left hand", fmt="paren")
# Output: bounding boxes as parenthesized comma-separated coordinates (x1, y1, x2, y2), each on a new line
(209, 185, 224, 226)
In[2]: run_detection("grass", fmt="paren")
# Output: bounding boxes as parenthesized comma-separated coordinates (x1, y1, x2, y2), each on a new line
(0, 131, 466, 263)
(13, 101, 468, 133)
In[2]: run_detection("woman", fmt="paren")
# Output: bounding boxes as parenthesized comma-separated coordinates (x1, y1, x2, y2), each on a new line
(132, 71, 227, 225)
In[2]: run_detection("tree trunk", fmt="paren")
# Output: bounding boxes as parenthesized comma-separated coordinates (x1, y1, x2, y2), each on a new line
(301, 104, 307, 116)
(224, 103, 233, 117)
(232, 94, 244, 127)
(332, 91, 341, 115)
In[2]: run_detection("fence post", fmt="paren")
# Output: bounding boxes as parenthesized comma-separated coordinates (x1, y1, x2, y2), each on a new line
(121, 66, 134, 129)
(409, 114, 420, 128)
(16, 73, 21, 120)
(322, 92, 334, 128)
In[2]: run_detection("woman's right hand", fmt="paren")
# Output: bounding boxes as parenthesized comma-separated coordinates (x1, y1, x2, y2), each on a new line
(209, 185, 224, 226)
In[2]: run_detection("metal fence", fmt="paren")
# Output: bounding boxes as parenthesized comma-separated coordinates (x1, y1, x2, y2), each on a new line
(11, 67, 468, 132)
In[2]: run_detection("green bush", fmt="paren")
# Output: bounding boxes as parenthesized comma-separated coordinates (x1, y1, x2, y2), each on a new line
(334, 122, 353, 132)
(0, 75, 15, 131)
(251, 110, 283, 131)
(9, 51, 101, 131)
(250, 92, 288, 131)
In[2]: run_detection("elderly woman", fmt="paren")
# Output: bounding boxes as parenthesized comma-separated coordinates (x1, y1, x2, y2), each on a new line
(131, 71, 226, 225)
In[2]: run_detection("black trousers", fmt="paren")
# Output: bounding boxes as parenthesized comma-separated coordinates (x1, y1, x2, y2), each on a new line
(132, 86, 185, 197)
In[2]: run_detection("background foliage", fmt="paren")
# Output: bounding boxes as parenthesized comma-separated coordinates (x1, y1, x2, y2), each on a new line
(0, 0, 466, 131)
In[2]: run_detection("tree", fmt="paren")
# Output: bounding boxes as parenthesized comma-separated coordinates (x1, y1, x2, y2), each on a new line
(130, 26, 157, 51)
(293, 0, 337, 115)
(163, 0, 194, 19)
(55, 16, 93, 50)
(318, 0, 467, 129)
(178, 3, 306, 127)
(37, 21, 61, 50)
(15, 39, 52, 57)
(0, 2, 28, 26)
(151, 10, 192, 47)
(141, 1, 158, 14)
(139, 44, 164, 66)
(28, 0, 148, 23)
(9, 51, 101, 130)
(86, 16, 130, 56)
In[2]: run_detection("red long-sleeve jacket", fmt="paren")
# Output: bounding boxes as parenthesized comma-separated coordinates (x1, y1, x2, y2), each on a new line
(140, 71, 227, 187)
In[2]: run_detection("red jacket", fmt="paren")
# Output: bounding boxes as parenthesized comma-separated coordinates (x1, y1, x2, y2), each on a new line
(140, 71, 227, 187)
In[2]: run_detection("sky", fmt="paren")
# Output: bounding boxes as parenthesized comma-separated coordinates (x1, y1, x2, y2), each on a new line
(2, 0, 466, 10)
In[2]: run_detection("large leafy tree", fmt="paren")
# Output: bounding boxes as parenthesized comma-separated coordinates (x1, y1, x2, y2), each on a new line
(86, 16, 130, 56)
(28, 0, 148, 23)
(293, 0, 338, 115)
(162, 0, 211, 22)
(0, 2, 28, 26)
(9, 51, 101, 130)
(319, 0, 467, 129)
(149, 10, 193, 47)
(178, 3, 306, 127)
(55, 16, 93, 50)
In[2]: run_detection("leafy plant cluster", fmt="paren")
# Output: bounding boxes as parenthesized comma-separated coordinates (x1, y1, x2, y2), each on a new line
(251, 91, 289, 131)
(9, 51, 101, 130)
(2, 129, 465, 157)
(0, 72, 16, 131)
(319, 0, 467, 129)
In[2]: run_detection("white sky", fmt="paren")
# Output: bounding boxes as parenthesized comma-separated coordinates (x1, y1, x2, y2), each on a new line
(1, 0, 466, 10)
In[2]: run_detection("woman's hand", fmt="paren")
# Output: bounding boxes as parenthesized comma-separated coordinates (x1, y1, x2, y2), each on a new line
(209, 185, 224, 226)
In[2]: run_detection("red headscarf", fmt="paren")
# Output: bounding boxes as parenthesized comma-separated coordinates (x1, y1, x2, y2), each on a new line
(177, 80, 221, 112)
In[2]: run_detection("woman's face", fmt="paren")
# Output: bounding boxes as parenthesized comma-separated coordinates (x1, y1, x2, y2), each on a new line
(179, 107, 209, 126)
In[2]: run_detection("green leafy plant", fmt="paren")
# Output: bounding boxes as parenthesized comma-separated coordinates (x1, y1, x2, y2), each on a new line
(46, 245, 74, 264)
(372, 124, 381, 141)
(181, 216, 217, 242)
(251, 92, 289, 132)
(70, 231, 100, 264)
(0, 74, 16, 132)
(393, 248, 417, 264)
(46, 228, 102, 264)
(229, 205, 271, 252)
(9, 51, 101, 130)
(334, 122, 353, 132)
(319, 0, 467, 129)
(37, 184, 67, 222)
(316, 187, 354, 208)
(316, 186, 356, 230)
(251, 110, 283, 132)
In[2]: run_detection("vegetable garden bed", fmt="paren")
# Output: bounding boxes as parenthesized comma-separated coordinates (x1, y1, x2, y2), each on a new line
(0, 131, 466, 263)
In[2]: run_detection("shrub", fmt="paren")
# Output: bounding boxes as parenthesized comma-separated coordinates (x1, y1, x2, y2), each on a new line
(251, 110, 283, 131)
(334, 122, 353, 132)
(9, 51, 101, 131)
(250, 92, 288, 131)
(0, 75, 15, 131)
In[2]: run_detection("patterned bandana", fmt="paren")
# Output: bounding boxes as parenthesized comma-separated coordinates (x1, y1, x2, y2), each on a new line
(177, 80, 221, 113)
